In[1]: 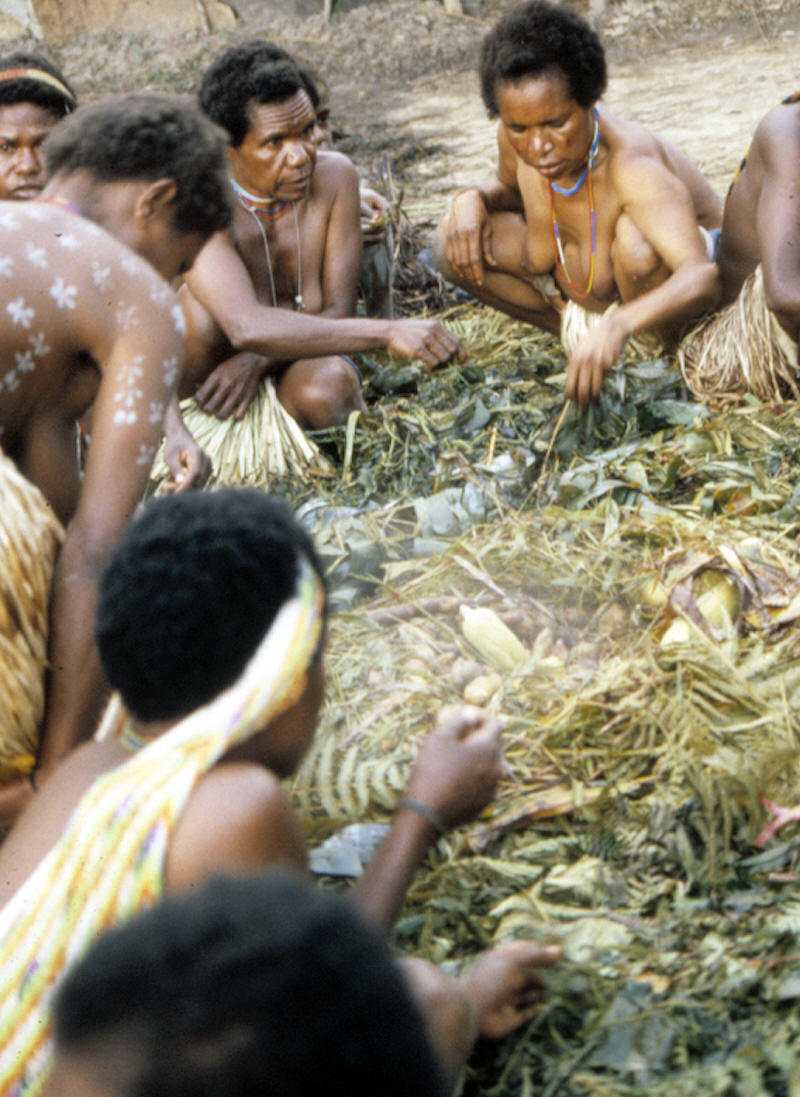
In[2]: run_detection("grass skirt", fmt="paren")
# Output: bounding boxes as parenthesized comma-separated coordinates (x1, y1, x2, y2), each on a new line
(0, 450, 63, 780)
(151, 379, 334, 489)
(677, 266, 799, 406)
(560, 299, 665, 362)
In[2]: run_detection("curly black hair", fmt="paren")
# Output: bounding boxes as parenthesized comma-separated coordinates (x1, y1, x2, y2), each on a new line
(44, 92, 231, 237)
(95, 490, 326, 723)
(291, 55, 324, 111)
(198, 41, 313, 148)
(0, 49, 76, 116)
(480, 0, 607, 117)
(52, 872, 448, 1097)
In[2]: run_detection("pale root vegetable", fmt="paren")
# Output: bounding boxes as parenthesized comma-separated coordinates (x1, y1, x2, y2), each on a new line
(463, 672, 503, 705)
(661, 570, 742, 646)
(637, 575, 669, 611)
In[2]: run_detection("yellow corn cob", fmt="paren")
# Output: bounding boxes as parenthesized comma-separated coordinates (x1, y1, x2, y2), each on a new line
(459, 606, 528, 672)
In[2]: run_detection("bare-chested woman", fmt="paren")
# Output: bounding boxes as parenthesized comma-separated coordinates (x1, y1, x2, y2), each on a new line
(179, 42, 463, 430)
(434, 0, 722, 407)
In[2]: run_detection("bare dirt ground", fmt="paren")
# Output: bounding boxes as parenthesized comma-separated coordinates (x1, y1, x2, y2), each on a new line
(371, 31, 800, 209)
(258, 1, 800, 218)
(34, 0, 800, 226)
(322, 4, 800, 226)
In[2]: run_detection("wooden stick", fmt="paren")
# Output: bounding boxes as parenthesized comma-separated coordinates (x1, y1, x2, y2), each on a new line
(541, 399, 571, 473)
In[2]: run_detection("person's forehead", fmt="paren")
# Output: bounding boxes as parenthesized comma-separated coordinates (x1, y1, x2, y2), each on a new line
(0, 99, 61, 135)
(496, 70, 576, 119)
(245, 90, 315, 140)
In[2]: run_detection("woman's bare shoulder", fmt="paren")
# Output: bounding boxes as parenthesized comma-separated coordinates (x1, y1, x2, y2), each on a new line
(165, 761, 308, 892)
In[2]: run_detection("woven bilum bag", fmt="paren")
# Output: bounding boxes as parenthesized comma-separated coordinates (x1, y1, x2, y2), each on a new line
(0, 450, 63, 780)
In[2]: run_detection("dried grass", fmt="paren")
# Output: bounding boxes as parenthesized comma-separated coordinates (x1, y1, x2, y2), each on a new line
(151, 380, 335, 489)
(292, 503, 800, 1093)
(678, 266, 800, 407)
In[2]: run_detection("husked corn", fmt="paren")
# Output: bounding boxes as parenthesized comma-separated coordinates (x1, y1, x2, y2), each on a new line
(459, 605, 528, 672)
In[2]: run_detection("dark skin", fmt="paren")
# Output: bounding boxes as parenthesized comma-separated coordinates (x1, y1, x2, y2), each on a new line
(0, 659, 504, 923)
(44, 941, 562, 1097)
(0, 172, 209, 826)
(435, 70, 722, 407)
(312, 83, 394, 318)
(181, 92, 365, 428)
(181, 90, 464, 428)
(3, 654, 561, 1094)
(716, 98, 800, 343)
(0, 95, 211, 494)
(0, 100, 63, 200)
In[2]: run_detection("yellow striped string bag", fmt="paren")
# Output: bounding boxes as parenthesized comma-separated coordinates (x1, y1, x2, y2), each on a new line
(0, 558, 324, 1097)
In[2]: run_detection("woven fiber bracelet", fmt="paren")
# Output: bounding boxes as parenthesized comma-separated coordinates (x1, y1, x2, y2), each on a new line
(398, 797, 448, 836)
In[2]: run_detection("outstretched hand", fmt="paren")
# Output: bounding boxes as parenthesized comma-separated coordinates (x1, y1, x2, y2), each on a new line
(405, 706, 504, 831)
(463, 939, 563, 1040)
(360, 187, 391, 244)
(386, 318, 466, 369)
(353, 709, 503, 930)
(564, 312, 628, 407)
(162, 431, 212, 494)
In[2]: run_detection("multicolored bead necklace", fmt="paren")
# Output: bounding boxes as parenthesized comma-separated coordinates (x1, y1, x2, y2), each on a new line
(548, 107, 600, 298)
(229, 175, 290, 220)
(33, 195, 83, 218)
(230, 176, 306, 311)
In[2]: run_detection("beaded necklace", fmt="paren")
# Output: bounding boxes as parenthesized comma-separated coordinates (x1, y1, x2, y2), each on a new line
(33, 195, 83, 218)
(229, 175, 290, 220)
(119, 720, 159, 754)
(550, 107, 600, 196)
(243, 200, 305, 311)
(230, 177, 305, 311)
(547, 107, 599, 298)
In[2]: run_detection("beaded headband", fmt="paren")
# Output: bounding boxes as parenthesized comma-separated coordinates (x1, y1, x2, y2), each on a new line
(0, 66, 76, 107)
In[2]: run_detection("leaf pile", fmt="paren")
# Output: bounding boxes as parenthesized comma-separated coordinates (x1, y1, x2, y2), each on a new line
(282, 306, 800, 1095)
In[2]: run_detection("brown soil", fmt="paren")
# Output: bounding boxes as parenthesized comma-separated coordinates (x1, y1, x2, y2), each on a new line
(311, 0, 800, 211)
(19, 0, 800, 213)
(5, 0, 799, 310)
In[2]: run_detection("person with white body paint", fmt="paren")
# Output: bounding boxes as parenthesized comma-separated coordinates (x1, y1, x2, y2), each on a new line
(0, 92, 232, 828)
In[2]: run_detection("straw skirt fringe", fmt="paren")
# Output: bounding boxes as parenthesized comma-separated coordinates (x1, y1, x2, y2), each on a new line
(560, 299, 665, 362)
(0, 450, 63, 779)
(677, 266, 799, 405)
(151, 379, 334, 489)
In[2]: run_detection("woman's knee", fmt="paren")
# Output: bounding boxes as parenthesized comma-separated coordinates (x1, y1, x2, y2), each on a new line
(431, 221, 459, 282)
(280, 357, 364, 429)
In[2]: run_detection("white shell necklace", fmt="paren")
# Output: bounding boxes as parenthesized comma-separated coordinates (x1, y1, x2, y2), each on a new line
(244, 200, 305, 311)
(229, 176, 305, 310)
(244, 200, 305, 312)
